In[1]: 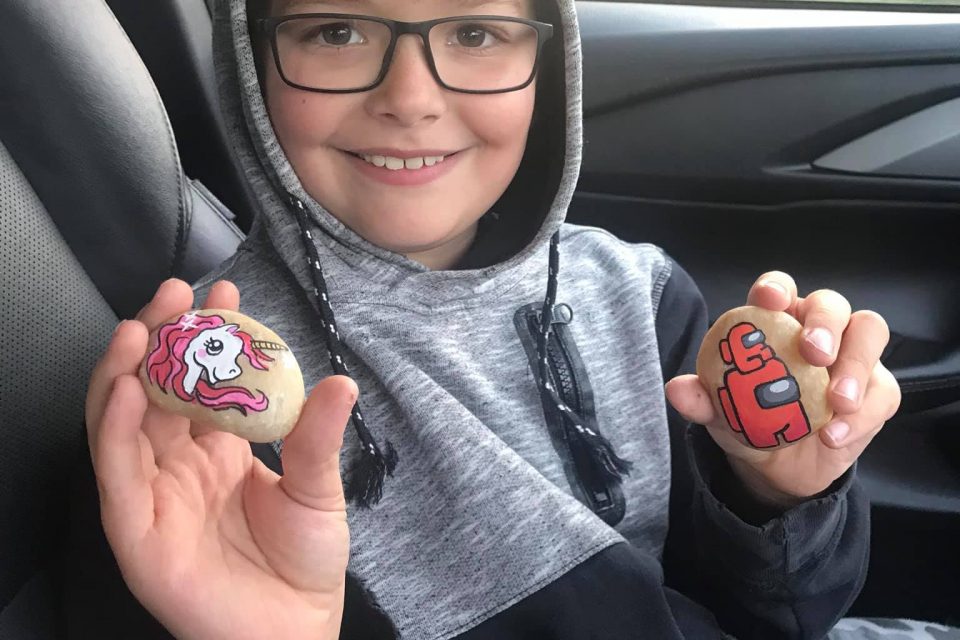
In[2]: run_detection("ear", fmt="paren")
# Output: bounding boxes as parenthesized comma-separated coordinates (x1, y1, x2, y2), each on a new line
(224, 324, 240, 334)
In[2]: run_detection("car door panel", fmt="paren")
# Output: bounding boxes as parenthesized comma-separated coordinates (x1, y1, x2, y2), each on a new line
(572, 1, 960, 621)
(812, 97, 960, 178)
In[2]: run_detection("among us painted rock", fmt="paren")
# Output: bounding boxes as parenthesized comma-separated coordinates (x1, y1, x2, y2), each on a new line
(695, 306, 832, 450)
(138, 309, 305, 443)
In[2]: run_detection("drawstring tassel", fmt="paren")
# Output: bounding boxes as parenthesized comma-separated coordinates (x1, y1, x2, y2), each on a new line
(537, 231, 632, 486)
(290, 194, 397, 507)
(563, 413, 633, 480)
(345, 437, 399, 507)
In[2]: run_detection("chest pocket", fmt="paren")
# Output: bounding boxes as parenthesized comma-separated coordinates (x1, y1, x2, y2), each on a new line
(514, 302, 626, 526)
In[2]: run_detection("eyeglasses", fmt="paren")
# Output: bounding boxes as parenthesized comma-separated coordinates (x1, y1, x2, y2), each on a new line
(257, 14, 554, 94)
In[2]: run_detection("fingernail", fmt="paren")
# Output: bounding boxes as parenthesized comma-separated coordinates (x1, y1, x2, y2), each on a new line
(825, 421, 850, 445)
(834, 376, 860, 403)
(112, 320, 127, 337)
(760, 279, 789, 296)
(804, 327, 835, 357)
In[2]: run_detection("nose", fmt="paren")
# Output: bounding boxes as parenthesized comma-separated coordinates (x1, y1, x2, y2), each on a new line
(364, 35, 446, 127)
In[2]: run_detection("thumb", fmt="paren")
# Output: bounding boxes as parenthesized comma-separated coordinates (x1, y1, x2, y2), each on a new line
(664, 374, 717, 426)
(279, 375, 358, 512)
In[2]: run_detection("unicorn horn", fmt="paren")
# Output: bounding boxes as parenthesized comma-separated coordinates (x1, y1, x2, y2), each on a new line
(251, 340, 288, 352)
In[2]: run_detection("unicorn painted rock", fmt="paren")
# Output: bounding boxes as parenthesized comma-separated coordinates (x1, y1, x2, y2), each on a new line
(139, 309, 305, 442)
(695, 306, 832, 450)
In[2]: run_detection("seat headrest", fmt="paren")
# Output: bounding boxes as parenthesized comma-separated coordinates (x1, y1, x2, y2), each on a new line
(0, 0, 190, 318)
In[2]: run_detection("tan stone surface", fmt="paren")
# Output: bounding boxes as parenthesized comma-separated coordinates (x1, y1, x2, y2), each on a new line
(695, 306, 832, 449)
(139, 309, 305, 443)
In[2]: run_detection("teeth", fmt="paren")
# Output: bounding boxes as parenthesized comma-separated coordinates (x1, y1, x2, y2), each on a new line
(360, 154, 447, 171)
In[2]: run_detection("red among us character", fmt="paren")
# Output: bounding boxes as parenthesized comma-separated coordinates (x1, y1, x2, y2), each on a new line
(717, 322, 811, 448)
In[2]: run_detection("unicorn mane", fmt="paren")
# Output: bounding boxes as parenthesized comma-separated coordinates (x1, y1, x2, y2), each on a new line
(145, 312, 273, 414)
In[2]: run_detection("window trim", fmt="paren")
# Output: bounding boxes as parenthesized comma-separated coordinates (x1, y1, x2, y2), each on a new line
(579, 0, 960, 15)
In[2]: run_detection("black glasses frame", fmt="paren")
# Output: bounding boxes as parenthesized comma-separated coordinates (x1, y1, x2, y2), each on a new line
(257, 14, 554, 95)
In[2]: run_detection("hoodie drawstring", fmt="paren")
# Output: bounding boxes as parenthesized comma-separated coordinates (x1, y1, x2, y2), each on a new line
(288, 196, 397, 508)
(289, 196, 629, 508)
(535, 231, 633, 485)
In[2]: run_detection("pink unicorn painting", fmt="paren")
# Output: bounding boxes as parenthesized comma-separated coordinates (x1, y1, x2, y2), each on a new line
(146, 312, 286, 415)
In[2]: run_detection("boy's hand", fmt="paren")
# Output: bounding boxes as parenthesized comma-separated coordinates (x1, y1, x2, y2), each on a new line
(85, 279, 351, 640)
(664, 271, 902, 509)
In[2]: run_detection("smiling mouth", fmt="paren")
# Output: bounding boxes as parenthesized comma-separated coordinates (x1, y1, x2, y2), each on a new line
(343, 150, 459, 171)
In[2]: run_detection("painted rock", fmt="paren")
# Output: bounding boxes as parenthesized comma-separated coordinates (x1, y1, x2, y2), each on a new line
(139, 309, 305, 443)
(695, 306, 832, 450)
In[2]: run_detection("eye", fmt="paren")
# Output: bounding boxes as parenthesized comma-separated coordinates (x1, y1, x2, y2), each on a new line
(454, 24, 496, 49)
(304, 22, 365, 47)
(204, 338, 224, 355)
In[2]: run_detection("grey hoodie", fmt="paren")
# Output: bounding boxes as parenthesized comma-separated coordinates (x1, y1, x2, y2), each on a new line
(184, 1, 871, 638)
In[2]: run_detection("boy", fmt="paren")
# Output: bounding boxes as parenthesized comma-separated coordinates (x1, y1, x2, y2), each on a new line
(77, 0, 908, 638)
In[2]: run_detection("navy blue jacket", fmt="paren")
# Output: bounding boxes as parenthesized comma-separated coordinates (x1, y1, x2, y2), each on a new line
(63, 262, 868, 639)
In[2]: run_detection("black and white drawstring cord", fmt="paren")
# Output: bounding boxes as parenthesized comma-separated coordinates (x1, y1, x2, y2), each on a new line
(535, 231, 633, 484)
(288, 195, 397, 508)
(288, 194, 629, 506)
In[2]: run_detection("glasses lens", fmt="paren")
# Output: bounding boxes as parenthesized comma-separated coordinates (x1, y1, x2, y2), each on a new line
(430, 19, 540, 92)
(274, 17, 392, 91)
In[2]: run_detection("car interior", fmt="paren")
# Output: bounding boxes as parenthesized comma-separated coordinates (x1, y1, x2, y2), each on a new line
(1, 0, 957, 636)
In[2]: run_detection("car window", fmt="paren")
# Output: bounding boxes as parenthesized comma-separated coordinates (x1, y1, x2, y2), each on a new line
(585, 0, 960, 9)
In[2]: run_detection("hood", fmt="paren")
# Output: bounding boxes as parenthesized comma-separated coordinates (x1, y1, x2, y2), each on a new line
(212, 0, 582, 290)
(210, 0, 619, 508)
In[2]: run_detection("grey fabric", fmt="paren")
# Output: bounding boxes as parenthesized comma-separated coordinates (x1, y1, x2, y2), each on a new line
(831, 619, 960, 639)
(199, 0, 680, 638)
(197, 225, 674, 640)
(0, 140, 116, 609)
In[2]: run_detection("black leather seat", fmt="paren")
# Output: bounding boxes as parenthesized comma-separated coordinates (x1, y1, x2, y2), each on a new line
(0, 0, 243, 634)
(105, 0, 257, 231)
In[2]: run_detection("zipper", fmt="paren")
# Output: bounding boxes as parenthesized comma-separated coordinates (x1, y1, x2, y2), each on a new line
(515, 302, 626, 526)
(527, 307, 582, 413)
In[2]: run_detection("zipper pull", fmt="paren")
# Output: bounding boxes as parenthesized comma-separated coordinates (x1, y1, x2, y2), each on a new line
(549, 303, 574, 325)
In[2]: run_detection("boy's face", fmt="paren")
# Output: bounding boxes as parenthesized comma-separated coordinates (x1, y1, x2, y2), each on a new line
(263, 0, 538, 269)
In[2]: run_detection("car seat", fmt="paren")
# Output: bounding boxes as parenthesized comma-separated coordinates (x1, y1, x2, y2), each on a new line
(104, 0, 257, 231)
(0, 0, 243, 635)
